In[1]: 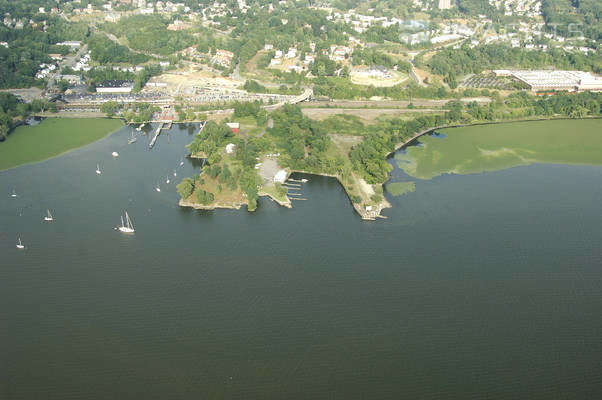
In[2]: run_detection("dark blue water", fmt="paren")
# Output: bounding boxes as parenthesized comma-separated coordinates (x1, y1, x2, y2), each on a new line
(1, 123, 601, 399)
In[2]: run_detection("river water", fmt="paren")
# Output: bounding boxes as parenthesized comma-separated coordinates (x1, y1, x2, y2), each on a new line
(1, 123, 601, 399)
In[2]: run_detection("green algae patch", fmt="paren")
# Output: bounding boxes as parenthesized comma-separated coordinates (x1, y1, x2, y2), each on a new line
(386, 181, 416, 196)
(0, 118, 123, 171)
(395, 119, 602, 180)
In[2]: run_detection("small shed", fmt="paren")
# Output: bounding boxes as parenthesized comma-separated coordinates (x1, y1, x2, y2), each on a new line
(226, 122, 240, 134)
(225, 143, 236, 154)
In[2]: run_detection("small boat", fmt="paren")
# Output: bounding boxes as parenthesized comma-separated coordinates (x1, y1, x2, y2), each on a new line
(95, 164, 101, 175)
(10, 189, 17, 198)
(166, 175, 170, 184)
(128, 129, 137, 144)
(173, 169, 177, 177)
(44, 209, 53, 222)
(112, 151, 119, 158)
(301, 178, 308, 183)
(155, 183, 161, 192)
(118, 211, 135, 233)
(179, 158, 184, 167)
(16, 237, 25, 249)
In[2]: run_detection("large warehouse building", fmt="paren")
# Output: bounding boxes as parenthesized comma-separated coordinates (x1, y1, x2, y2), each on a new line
(96, 80, 134, 94)
(493, 70, 602, 92)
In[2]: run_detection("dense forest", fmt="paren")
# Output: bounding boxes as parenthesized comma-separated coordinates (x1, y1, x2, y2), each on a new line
(427, 44, 602, 79)
(542, 0, 601, 41)
(87, 34, 149, 65)
(102, 15, 195, 56)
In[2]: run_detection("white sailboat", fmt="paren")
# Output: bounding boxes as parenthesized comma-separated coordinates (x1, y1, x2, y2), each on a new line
(155, 183, 161, 192)
(179, 157, 184, 167)
(44, 209, 53, 222)
(16, 237, 25, 249)
(173, 169, 177, 177)
(118, 212, 135, 233)
(112, 151, 119, 158)
(95, 164, 101, 175)
(166, 175, 170, 184)
(10, 189, 17, 198)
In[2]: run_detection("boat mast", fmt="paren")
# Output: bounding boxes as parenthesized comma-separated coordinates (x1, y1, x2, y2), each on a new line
(126, 212, 133, 230)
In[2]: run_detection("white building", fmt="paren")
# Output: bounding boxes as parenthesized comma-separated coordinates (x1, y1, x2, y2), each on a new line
(96, 80, 134, 93)
(495, 70, 602, 92)
(274, 170, 287, 183)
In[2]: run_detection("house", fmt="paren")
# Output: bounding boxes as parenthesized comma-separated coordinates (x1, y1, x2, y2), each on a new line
(57, 41, 82, 49)
(226, 122, 240, 133)
(225, 143, 236, 154)
(60, 74, 82, 84)
(264, 44, 274, 51)
(286, 48, 297, 59)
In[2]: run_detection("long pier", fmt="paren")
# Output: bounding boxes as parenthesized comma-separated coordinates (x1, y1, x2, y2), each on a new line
(149, 123, 164, 149)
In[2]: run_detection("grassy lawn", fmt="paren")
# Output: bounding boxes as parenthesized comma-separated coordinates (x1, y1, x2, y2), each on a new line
(0, 118, 123, 171)
(395, 119, 602, 180)
(260, 184, 288, 202)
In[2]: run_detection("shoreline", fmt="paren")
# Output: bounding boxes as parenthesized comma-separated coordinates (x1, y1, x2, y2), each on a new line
(0, 117, 124, 173)
(179, 116, 602, 220)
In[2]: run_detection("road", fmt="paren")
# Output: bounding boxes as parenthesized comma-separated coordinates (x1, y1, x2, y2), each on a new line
(45, 44, 88, 93)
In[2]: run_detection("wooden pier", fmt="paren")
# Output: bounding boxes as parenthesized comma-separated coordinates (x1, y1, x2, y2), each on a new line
(149, 123, 163, 149)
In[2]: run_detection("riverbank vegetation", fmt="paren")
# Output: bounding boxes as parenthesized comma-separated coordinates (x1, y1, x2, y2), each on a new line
(0, 117, 122, 171)
(0, 92, 57, 141)
(179, 91, 602, 217)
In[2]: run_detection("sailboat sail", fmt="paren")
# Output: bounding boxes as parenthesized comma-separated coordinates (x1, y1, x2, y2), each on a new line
(118, 212, 135, 233)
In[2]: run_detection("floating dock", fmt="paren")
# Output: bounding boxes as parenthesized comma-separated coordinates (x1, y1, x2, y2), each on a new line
(149, 123, 164, 149)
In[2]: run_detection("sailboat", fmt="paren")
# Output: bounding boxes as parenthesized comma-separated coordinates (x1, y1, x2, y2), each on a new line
(95, 164, 101, 175)
(179, 157, 184, 167)
(173, 169, 177, 177)
(155, 183, 161, 192)
(10, 189, 17, 198)
(166, 175, 170, 184)
(118, 212, 135, 233)
(44, 209, 53, 222)
(128, 128, 137, 144)
(16, 237, 25, 249)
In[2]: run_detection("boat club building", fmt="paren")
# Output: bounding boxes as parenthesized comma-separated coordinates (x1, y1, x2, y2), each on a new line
(96, 80, 134, 94)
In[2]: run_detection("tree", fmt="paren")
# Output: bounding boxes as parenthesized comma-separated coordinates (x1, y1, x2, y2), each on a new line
(100, 101, 119, 117)
(176, 178, 195, 199)
(57, 79, 69, 93)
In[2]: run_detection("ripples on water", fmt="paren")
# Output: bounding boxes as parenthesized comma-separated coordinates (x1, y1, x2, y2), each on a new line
(1, 123, 601, 399)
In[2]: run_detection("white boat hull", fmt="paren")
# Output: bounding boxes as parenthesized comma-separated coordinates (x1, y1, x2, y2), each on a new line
(44, 217, 53, 222)
(118, 227, 135, 233)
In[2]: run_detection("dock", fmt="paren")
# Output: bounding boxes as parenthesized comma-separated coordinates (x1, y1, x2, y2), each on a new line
(149, 123, 163, 149)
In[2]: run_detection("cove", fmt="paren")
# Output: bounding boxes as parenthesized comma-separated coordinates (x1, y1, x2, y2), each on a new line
(394, 119, 602, 180)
